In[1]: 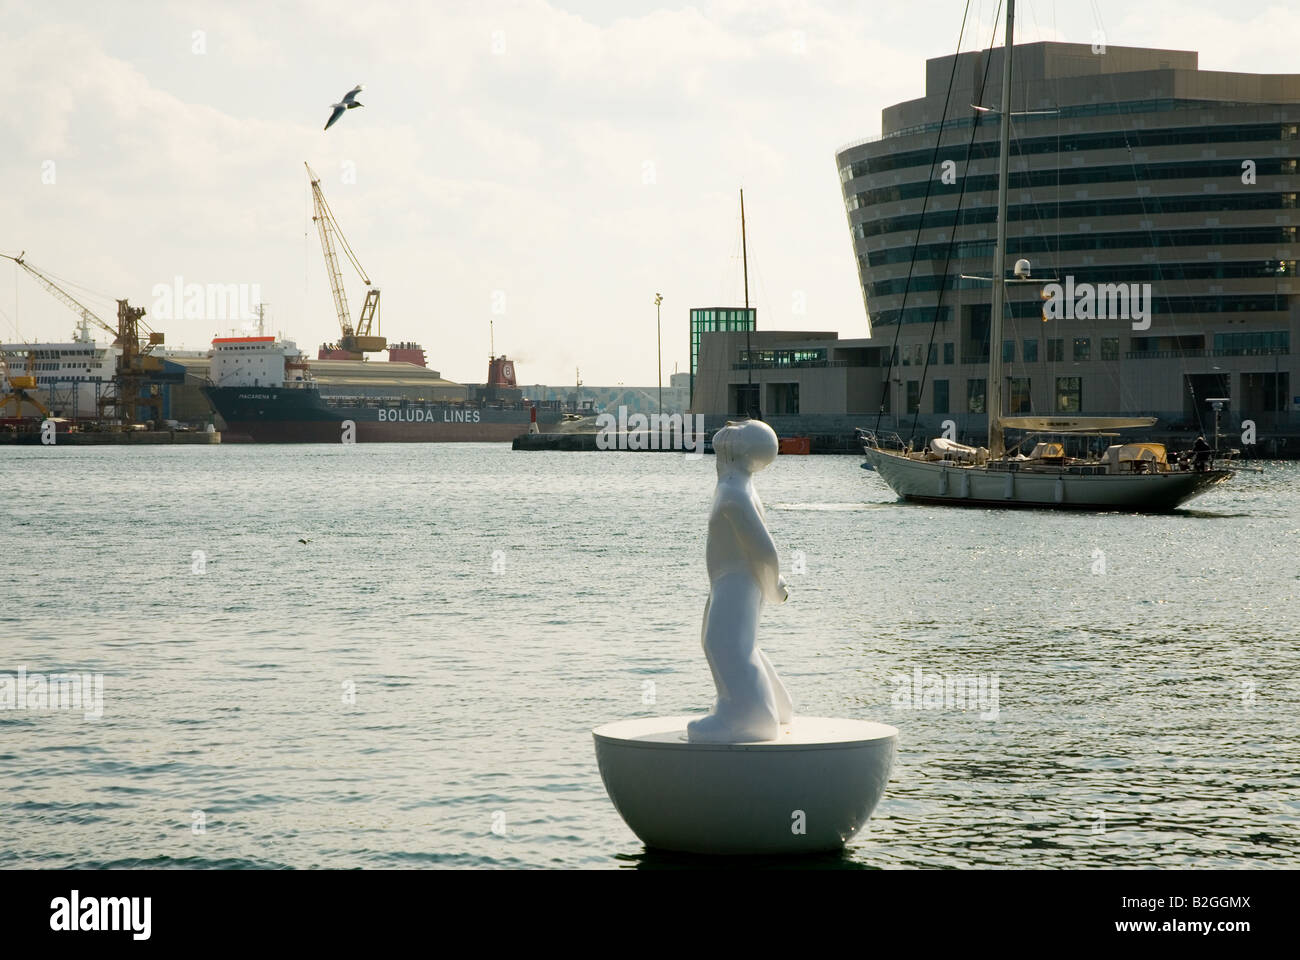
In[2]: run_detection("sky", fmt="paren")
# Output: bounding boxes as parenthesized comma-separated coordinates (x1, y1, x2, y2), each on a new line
(2, 0, 1298, 385)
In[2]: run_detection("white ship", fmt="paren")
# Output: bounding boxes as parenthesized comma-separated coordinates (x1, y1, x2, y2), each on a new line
(860, 0, 1234, 512)
(0, 319, 121, 419)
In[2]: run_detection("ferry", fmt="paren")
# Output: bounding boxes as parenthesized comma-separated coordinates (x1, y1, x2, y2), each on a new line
(0, 319, 121, 420)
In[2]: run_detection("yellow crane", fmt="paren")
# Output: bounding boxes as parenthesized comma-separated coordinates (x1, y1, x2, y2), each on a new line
(1, 252, 164, 424)
(305, 162, 384, 359)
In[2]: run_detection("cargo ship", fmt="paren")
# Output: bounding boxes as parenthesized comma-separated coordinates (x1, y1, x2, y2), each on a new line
(201, 335, 560, 442)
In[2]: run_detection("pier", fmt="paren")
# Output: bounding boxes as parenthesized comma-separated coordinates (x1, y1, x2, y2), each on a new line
(0, 428, 220, 445)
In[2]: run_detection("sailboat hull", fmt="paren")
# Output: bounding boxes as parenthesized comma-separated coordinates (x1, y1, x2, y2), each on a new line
(862, 447, 1232, 512)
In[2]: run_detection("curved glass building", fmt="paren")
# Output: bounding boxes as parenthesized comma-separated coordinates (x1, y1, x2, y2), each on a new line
(836, 42, 1299, 452)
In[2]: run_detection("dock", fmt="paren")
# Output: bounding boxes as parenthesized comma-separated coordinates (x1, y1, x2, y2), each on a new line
(512, 432, 702, 452)
(0, 429, 221, 446)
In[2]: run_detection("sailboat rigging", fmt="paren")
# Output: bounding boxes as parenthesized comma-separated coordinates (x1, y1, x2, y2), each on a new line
(859, 0, 1237, 511)
(740, 188, 760, 420)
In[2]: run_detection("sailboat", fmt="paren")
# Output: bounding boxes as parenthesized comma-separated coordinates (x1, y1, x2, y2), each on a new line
(859, 0, 1235, 511)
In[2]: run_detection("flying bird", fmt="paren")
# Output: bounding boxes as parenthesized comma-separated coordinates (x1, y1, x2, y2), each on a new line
(324, 84, 365, 131)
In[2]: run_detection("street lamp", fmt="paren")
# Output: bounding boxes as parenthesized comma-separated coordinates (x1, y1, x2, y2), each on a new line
(654, 293, 663, 417)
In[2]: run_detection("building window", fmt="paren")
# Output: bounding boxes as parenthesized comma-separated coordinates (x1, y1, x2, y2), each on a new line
(1009, 377, 1032, 413)
(1213, 330, 1290, 355)
(967, 378, 986, 414)
(906, 380, 920, 414)
(767, 382, 799, 415)
(943, 342, 954, 365)
(1048, 338, 1064, 362)
(738, 348, 826, 367)
(1101, 337, 1119, 361)
(928, 343, 938, 366)
(933, 379, 949, 414)
(1003, 340, 1015, 363)
(732, 383, 759, 417)
(1023, 339, 1038, 363)
(1073, 338, 1091, 361)
(1056, 377, 1083, 412)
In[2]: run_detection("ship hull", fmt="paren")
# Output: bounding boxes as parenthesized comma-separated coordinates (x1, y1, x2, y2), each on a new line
(203, 385, 556, 443)
(863, 446, 1232, 512)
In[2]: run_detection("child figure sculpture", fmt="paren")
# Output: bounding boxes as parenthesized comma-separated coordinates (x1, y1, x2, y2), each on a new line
(687, 419, 794, 744)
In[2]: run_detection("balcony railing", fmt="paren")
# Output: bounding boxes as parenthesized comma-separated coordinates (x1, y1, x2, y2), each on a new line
(1125, 347, 1290, 360)
(730, 359, 863, 370)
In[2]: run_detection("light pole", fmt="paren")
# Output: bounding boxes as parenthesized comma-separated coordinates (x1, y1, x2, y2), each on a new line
(654, 293, 663, 417)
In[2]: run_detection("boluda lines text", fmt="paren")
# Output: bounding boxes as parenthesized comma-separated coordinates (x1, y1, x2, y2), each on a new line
(377, 407, 481, 423)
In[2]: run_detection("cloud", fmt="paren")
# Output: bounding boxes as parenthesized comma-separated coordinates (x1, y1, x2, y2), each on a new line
(1, 0, 1295, 383)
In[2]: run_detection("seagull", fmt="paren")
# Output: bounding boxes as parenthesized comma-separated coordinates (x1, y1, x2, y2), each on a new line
(324, 84, 364, 131)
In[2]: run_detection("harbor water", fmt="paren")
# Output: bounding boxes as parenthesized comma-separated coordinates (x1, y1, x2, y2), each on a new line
(1, 445, 1297, 868)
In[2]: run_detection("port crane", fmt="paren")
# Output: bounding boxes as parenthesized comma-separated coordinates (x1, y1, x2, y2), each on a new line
(0, 252, 165, 423)
(305, 162, 384, 360)
(0, 349, 49, 419)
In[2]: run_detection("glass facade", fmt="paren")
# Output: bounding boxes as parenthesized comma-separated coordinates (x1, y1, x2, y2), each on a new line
(836, 48, 1298, 428)
(856, 192, 1296, 243)
(866, 226, 1299, 267)
(690, 307, 755, 403)
(843, 121, 1296, 179)
(868, 258, 1298, 298)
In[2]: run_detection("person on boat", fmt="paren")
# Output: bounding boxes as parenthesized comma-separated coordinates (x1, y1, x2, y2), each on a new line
(1192, 435, 1212, 472)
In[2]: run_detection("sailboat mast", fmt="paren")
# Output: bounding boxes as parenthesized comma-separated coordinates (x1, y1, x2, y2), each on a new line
(741, 188, 754, 412)
(748, 187, 759, 416)
(741, 188, 750, 312)
(988, 0, 1015, 458)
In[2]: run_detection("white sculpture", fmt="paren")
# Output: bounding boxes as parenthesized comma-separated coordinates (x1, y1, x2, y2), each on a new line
(592, 414, 898, 853)
(687, 419, 794, 743)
